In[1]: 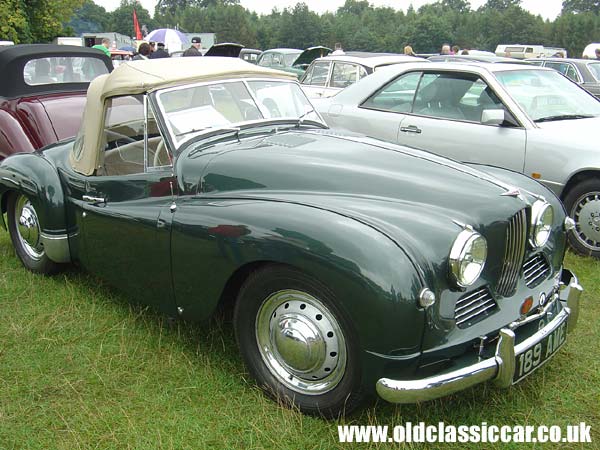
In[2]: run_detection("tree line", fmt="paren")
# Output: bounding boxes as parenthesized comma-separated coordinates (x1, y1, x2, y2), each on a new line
(2, 0, 599, 58)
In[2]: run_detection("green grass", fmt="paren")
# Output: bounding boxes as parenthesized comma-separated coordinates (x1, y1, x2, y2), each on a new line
(0, 230, 598, 449)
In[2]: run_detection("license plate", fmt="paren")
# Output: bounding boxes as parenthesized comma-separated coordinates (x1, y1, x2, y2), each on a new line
(513, 317, 568, 383)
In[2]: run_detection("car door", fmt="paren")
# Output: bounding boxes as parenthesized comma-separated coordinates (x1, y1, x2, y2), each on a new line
(544, 61, 581, 83)
(395, 71, 527, 172)
(300, 61, 332, 98)
(340, 70, 423, 143)
(327, 62, 367, 97)
(64, 94, 177, 315)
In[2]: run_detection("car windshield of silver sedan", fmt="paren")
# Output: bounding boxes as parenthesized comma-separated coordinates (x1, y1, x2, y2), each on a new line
(495, 69, 600, 122)
(156, 79, 322, 147)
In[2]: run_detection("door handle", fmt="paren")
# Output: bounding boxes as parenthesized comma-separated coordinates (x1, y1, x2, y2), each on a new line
(83, 195, 106, 205)
(400, 125, 422, 134)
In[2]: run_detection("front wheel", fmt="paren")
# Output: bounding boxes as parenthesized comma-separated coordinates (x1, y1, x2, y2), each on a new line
(7, 193, 60, 274)
(234, 265, 365, 417)
(564, 178, 600, 258)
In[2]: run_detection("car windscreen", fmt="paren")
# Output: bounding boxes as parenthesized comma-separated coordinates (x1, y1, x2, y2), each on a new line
(23, 56, 109, 86)
(495, 69, 600, 121)
(156, 79, 320, 148)
(285, 52, 302, 67)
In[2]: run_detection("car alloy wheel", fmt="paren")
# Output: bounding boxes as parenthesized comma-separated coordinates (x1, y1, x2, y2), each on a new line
(255, 289, 347, 395)
(564, 179, 600, 258)
(572, 191, 600, 252)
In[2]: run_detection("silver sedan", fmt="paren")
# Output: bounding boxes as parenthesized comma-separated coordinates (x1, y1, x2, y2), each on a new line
(314, 62, 600, 258)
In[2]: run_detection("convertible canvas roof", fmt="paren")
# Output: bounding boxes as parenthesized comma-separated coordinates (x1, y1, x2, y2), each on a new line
(71, 57, 296, 175)
(0, 44, 113, 98)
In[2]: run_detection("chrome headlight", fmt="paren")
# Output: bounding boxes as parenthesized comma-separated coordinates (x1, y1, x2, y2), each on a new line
(530, 200, 553, 248)
(449, 228, 487, 287)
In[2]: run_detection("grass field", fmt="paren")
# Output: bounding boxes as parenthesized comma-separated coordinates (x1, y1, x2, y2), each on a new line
(0, 230, 598, 449)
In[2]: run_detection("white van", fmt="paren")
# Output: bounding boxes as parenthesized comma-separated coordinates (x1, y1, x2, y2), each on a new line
(0, 40, 15, 46)
(582, 43, 600, 59)
(53, 37, 84, 46)
(495, 44, 544, 59)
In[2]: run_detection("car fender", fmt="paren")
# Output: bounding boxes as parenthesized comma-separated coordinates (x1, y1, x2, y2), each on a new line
(171, 197, 426, 360)
(0, 109, 35, 159)
(0, 152, 70, 262)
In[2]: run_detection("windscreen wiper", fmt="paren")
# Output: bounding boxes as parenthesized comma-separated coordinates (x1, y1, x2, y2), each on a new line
(534, 114, 595, 123)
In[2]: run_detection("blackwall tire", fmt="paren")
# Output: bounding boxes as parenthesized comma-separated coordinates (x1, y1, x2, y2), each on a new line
(233, 264, 365, 417)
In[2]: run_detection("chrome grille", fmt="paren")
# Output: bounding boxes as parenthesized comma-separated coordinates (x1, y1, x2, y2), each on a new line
(497, 209, 528, 297)
(523, 254, 551, 289)
(455, 287, 497, 328)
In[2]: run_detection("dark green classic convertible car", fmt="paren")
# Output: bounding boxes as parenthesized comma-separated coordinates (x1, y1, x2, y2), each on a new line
(0, 57, 583, 417)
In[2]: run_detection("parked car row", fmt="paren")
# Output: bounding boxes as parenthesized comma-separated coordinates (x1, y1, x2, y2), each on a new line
(0, 46, 589, 417)
(312, 61, 600, 258)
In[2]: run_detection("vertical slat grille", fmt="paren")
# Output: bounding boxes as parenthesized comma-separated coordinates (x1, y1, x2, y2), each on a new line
(496, 209, 527, 297)
(455, 287, 497, 328)
(523, 254, 551, 288)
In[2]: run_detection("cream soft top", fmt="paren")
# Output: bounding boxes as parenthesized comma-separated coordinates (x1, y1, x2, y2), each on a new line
(71, 57, 296, 175)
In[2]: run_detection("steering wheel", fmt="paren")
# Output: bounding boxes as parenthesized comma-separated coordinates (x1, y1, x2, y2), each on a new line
(153, 140, 170, 167)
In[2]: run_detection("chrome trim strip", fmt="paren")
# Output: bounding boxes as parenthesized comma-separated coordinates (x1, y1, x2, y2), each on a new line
(497, 209, 527, 297)
(375, 269, 582, 404)
(1, 176, 19, 186)
(39, 232, 71, 263)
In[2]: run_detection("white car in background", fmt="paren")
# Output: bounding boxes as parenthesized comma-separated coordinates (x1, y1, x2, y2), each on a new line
(300, 53, 426, 99)
(314, 62, 600, 257)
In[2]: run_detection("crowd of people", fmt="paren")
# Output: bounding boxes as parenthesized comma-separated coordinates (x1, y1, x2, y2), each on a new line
(91, 36, 206, 63)
(96, 37, 600, 63)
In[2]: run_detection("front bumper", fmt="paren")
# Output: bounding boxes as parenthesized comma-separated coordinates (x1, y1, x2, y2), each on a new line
(376, 268, 583, 404)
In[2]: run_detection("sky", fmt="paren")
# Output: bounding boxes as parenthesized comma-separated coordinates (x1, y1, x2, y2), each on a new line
(95, 0, 564, 21)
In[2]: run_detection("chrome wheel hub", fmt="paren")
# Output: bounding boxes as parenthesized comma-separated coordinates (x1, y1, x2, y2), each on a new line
(15, 196, 44, 260)
(256, 289, 346, 395)
(573, 192, 600, 251)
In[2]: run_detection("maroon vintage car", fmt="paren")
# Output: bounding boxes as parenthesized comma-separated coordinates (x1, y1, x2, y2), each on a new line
(0, 44, 112, 159)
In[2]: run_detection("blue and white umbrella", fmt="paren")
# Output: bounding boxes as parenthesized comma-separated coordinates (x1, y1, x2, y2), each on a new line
(145, 28, 189, 52)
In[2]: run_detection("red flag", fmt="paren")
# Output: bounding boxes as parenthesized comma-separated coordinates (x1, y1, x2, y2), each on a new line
(133, 9, 142, 40)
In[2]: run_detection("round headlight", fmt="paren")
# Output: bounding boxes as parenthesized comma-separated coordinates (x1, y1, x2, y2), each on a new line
(449, 229, 487, 287)
(531, 200, 554, 248)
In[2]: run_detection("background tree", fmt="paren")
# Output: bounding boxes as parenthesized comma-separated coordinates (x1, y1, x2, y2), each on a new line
(109, 0, 155, 37)
(3, 0, 84, 43)
(561, 0, 600, 14)
(0, 0, 30, 43)
(481, 0, 522, 11)
(69, 0, 110, 35)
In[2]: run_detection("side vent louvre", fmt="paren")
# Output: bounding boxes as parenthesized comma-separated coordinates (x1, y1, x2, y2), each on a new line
(523, 254, 551, 289)
(455, 287, 497, 328)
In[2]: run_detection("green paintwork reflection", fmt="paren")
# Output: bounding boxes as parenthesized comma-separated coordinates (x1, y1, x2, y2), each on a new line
(0, 125, 569, 391)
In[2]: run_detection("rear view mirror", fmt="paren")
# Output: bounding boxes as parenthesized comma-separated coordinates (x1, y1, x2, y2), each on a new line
(481, 109, 505, 125)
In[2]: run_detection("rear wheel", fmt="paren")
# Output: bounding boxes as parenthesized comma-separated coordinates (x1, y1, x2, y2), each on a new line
(7, 193, 60, 274)
(234, 265, 365, 417)
(564, 178, 600, 258)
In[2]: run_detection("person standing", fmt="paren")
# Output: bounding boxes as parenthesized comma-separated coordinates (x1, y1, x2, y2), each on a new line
(331, 42, 344, 55)
(133, 42, 151, 60)
(403, 45, 416, 57)
(92, 38, 111, 57)
(183, 37, 203, 57)
(149, 42, 169, 59)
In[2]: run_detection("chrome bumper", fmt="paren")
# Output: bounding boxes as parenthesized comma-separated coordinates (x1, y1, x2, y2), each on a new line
(376, 269, 583, 404)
